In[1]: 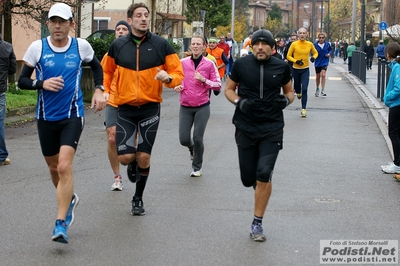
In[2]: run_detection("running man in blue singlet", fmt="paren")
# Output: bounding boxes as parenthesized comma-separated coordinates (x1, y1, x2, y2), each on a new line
(18, 3, 106, 244)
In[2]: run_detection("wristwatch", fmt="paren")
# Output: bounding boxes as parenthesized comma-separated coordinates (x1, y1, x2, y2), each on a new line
(95, 85, 105, 91)
(233, 98, 240, 106)
(166, 76, 173, 84)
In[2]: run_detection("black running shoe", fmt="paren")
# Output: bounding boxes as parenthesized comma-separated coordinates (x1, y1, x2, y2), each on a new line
(131, 196, 146, 216)
(127, 158, 139, 183)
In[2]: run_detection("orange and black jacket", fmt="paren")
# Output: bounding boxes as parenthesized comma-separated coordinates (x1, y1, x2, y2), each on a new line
(102, 31, 184, 106)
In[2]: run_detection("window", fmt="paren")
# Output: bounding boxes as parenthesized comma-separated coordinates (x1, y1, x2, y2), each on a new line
(303, 19, 309, 28)
(93, 17, 110, 31)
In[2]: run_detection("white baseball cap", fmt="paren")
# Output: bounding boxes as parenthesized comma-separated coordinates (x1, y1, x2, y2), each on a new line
(48, 3, 73, 20)
(240, 49, 248, 56)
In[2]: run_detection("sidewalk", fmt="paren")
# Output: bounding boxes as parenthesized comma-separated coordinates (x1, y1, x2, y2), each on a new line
(328, 58, 392, 157)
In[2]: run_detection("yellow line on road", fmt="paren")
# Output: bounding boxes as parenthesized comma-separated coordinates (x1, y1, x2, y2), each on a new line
(310, 76, 342, 80)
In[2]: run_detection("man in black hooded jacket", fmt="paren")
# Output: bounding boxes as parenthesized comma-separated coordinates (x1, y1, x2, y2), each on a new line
(0, 33, 16, 167)
(225, 29, 294, 242)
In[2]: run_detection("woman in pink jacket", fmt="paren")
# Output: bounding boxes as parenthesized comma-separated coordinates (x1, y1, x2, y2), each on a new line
(174, 35, 221, 177)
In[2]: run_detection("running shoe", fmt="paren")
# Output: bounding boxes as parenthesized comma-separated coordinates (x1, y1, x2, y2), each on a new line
(315, 88, 320, 97)
(52, 220, 68, 244)
(127, 157, 139, 183)
(250, 223, 266, 242)
(297, 93, 302, 99)
(381, 162, 394, 171)
(111, 175, 123, 191)
(65, 193, 79, 228)
(321, 90, 326, 96)
(190, 169, 202, 177)
(382, 163, 400, 174)
(0, 158, 10, 166)
(301, 109, 307, 118)
(131, 196, 146, 216)
(392, 174, 400, 182)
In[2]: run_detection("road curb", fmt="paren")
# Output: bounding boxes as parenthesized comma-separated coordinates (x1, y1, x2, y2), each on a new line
(344, 70, 393, 158)
(5, 106, 36, 125)
(6, 106, 35, 117)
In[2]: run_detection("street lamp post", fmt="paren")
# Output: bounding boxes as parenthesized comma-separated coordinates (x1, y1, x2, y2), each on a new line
(327, 0, 330, 40)
(320, 0, 324, 33)
(378, 0, 382, 40)
(231, 0, 235, 41)
(312, 0, 316, 41)
(360, 0, 365, 51)
(200, 10, 206, 37)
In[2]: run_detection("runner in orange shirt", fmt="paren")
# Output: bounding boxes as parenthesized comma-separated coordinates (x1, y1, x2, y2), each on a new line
(217, 35, 230, 77)
(206, 37, 228, 79)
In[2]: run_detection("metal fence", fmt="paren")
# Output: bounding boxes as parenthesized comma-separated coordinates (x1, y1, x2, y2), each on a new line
(377, 58, 391, 101)
(351, 50, 367, 83)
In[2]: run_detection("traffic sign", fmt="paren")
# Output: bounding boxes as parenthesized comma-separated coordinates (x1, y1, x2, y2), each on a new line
(379, 21, 387, 30)
(192, 21, 204, 27)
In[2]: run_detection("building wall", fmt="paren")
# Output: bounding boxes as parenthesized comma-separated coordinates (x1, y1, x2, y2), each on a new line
(89, 0, 132, 37)
(12, 15, 42, 60)
(10, 0, 185, 60)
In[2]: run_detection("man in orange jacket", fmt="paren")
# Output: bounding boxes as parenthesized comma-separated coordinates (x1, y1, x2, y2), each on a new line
(102, 3, 184, 216)
(206, 37, 228, 79)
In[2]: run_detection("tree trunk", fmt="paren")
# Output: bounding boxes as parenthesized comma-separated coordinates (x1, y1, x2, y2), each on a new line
(3, 0, 15, 84)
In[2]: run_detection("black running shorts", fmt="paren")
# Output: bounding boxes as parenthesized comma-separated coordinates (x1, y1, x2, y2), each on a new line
(315, 66, 328, 74)
(37, 117, 84, 157)
(235, 129, 281, 185)
(116, 103, 160, 155)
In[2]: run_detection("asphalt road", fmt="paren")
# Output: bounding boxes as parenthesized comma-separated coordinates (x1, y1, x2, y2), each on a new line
(1, 62, 399, 266)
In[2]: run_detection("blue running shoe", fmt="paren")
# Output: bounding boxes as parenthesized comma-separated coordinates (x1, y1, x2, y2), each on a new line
(52, 220, 68, 244)
(65, 193, 79, 228)
(250, 223, 266, 242)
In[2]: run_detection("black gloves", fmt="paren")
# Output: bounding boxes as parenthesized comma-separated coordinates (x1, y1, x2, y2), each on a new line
(213, 90, 221, 96)
(237, 98, 253, 113)
(237, 96, 289, 112)
(272, 94, 290, 109)
(310, 57, 315, 63)
(295, 59, 304, 66)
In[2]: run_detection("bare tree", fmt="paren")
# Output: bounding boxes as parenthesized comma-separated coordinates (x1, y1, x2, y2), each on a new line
(384, 0, 400, 42)
(0, 0, 107, 43)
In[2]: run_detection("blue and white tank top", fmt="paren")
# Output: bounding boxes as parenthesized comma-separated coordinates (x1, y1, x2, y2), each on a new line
(35, 38, 84, 121)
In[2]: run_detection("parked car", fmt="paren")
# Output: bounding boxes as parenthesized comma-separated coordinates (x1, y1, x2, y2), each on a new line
(86, 29, 114, 40)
